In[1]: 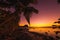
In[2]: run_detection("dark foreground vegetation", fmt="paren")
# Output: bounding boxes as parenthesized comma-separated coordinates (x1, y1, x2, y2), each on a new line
(0, 25, 60, 40)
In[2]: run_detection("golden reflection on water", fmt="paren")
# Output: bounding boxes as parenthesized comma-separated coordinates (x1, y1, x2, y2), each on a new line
(29, 28, 60, 36)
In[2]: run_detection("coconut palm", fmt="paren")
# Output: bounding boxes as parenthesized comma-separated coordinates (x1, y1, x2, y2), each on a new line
(0, 0, 38, 26)
(0, 0, 38, 40)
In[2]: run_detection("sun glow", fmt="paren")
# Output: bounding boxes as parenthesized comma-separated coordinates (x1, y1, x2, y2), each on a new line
(19, 23, 52, 27)
(29, 23, 52, 27)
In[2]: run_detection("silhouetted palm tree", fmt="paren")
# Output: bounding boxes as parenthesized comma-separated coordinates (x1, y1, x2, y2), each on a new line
(0, 0, 38, 26)
(52, 18, 60, 29)
(19, 0, 38, 24)
(0, 0, 38, 40)
(23, 7, 38, 24)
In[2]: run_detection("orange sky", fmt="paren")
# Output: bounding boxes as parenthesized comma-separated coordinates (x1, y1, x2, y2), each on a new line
(19, 0, 60, 27)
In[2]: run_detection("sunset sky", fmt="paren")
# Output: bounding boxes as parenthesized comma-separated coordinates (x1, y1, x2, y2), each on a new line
(19, 0, 60, 27)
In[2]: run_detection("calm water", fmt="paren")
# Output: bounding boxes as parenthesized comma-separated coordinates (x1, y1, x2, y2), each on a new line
(29, 27, 60, 37)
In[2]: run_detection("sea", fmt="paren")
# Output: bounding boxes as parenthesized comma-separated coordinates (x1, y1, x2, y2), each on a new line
(29, 27, 60, 37)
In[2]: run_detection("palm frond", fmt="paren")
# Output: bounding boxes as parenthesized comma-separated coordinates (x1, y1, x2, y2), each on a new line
(0, 0, 11, 8)
(23, 7, 38, 24)
(19, 0, 38, 6)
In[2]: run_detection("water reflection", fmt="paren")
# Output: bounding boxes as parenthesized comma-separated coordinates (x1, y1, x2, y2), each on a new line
(29, 27, 60, 36)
